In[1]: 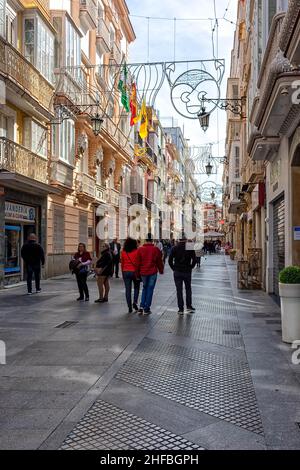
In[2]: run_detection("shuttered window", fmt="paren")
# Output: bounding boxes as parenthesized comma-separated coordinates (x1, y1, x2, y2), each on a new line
(79, 212, 88, 245)
(53, 205, 65, 254)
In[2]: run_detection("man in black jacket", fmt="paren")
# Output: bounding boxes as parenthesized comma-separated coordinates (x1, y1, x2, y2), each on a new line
(168, 236, 196, 315)
(109, 238, 121, 278)
(21, 233, 45, 295)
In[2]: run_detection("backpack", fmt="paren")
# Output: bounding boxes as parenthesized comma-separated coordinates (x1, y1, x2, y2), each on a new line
(69, 259, 81, 274)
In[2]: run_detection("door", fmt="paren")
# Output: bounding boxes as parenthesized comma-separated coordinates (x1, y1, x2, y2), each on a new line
(273, 196, 285, 297)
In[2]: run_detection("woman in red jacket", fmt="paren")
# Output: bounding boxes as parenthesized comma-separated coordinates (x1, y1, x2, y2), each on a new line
(121, 237, 141, 313)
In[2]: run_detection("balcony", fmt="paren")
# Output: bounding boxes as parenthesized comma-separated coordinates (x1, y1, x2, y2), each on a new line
(95, 183, 106, 203)
(76, 173, 96, 200)
(253, 13, 298, 137)
(243, 159, 265, 184)
(131, 193, 144, 205)
(96, 18, 111, 55)
(106, 187, 119, 207)
(279, 1, 300, 65)
(0, 137, 48, 186)
(110, 43, 122, 65)
(54, 66, 88, 108)
(50, 160, 74, 190)
(0, 37, 54, 116)
(79, 0, 98, 33)
(20, 1, 50, 18)
(102, 118, 132, 158)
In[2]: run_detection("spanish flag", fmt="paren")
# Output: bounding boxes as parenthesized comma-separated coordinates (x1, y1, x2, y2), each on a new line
(130, 83, 137, 126)
(139, 99, 148, 140)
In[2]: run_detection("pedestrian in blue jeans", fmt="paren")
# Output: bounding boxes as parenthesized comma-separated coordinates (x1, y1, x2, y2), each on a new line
(121, 237, 141, 313)
(136, 233, 164, 315)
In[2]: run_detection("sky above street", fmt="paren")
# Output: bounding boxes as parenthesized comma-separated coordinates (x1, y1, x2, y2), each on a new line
(127, 0, 238, 188)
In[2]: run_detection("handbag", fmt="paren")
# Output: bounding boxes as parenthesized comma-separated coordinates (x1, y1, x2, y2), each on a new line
(125, 252, 141, 281)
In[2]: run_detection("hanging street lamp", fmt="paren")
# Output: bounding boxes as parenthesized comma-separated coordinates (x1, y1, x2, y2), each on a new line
(205, 158, 213, 176)
(91, 112, 104, 136)
(198, 94, 210, 132)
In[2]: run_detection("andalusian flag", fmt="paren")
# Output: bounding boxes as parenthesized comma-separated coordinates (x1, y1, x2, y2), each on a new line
(130, 83, 137, 126)
(118, 64, 130, 112)
(139, 99, 148, 140)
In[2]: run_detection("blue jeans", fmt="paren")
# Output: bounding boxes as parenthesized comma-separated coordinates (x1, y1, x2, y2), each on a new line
(140, 274, 157, 311)
(122, 271, 141, 309)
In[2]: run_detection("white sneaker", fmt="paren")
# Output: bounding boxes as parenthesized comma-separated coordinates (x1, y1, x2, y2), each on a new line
(27, 292, 33, 295)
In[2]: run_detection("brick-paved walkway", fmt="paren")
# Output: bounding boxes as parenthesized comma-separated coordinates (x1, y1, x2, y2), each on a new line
(0, 255, 300, 449)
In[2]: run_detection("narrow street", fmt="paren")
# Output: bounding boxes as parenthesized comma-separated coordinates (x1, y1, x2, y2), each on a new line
(0, 255, 299, 450)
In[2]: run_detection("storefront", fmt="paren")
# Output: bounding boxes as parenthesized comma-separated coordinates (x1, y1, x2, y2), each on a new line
(4, 201, 40, 284)
(0, 183, 48, 288)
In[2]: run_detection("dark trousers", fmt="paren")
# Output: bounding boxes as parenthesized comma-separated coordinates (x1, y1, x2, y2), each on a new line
(112, 256, 120, 277)
(76, 271, 89, 299)
(174, 271, 192, 311)
(26, 264, 41, 293)
(122, 271, 140, 309)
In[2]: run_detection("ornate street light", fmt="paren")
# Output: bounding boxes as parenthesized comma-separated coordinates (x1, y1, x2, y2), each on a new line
(91, 112, 104, 136)
(198, 98, 210, 132)
(211, 190, 216, 200)
(205, 158, 213, 176)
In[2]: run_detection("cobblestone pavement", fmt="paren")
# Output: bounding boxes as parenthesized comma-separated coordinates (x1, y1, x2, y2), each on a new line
(0, 255, 300, 450)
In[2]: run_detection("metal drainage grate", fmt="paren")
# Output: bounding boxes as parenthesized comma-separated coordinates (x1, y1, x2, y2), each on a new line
(223, 330, 241, 335)
(117, 338, 263, 435)
(60, 400, 204, 450)
(55, 321, 78, 329)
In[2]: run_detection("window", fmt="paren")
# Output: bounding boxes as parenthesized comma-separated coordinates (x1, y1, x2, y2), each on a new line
(268, 0, 277, 31)
(235, 184, 241, 199)
(66, 17, 81, 68)
(24, 118, 47, 158)
(24, 16, 54, 83)
(5, 225, 21, 274)
(53, 205, 65, 254)
(0, 0, 5, 38)
(52, 118, 75, 165)
(234, 146, 240, 178)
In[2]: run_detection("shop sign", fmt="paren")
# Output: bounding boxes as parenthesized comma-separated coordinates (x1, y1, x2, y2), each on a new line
(294, 227, 300, 241)
(5, 202, 35, 222)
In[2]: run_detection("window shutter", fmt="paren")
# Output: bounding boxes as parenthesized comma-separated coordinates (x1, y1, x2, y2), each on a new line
(53, 205, 65, 254)
(79, 212, 88, 245)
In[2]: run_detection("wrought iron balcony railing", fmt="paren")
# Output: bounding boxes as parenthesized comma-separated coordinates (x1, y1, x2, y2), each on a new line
(0, 37, 54, 113)
(0, 137, 48, 184)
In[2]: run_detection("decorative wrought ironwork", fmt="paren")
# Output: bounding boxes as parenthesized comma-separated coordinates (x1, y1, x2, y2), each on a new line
(198, 181, 223, 203)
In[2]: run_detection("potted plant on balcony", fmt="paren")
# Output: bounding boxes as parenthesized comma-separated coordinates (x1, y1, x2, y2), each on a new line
(229, 249, 236, 260)
(279, 266, 300, 343)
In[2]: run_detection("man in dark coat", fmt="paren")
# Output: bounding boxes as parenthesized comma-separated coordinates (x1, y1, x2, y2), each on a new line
(168, 236, 196, 315)
(109, 238, 121, 278)
(21, 233, 45, 295)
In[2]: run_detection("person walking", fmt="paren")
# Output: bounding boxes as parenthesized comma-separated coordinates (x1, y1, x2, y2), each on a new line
(136, 233, 164, 316)
(121, 237, 141, 313)
(73, 243, 92, 301)
(195, 243, 202, 268)
(168, 236, 196, 315)
(21, 233, 45, 295)
(95, 243, 113, 303)
(109, 238, 121, 278)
